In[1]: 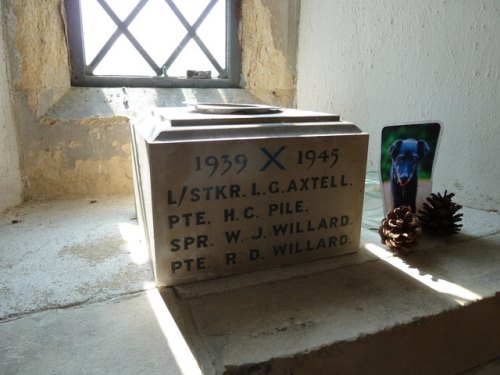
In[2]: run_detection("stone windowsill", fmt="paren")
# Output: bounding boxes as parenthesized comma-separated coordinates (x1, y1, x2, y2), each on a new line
(41, 87, 262, 126)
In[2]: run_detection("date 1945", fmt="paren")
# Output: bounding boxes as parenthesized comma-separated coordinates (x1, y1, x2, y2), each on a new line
(297, 148, 339, 168)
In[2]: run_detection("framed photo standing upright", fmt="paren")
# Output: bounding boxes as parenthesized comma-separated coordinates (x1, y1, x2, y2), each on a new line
(380, 122, 441, 215)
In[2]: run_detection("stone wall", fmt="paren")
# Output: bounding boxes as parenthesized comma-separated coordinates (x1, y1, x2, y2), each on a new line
(0, 2, 22, 212)
(3, 0, 133, 200)
(8, 0, 70, 118)
(297, 0, 500, 210)
(241, 0, 299, 108)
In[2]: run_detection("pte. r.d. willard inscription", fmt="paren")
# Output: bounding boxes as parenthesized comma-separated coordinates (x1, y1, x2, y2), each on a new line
(131, 108, 368, 286)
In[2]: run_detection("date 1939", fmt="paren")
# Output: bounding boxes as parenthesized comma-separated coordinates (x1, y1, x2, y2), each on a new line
(194, 154, 247, 177)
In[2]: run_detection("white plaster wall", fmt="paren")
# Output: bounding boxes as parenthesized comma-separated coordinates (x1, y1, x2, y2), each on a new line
(297, 1, 500, 210)
(0, 4, 23, 212)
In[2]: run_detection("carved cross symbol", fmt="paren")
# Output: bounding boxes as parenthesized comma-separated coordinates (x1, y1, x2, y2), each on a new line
(259, 146, 286, 171)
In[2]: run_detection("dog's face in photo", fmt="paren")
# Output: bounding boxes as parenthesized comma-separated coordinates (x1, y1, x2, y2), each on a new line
(389, 139, 430, 186)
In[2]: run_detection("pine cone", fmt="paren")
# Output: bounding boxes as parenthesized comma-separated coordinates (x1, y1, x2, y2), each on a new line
(379, 206, 422, 253)
(418, 190, 463, 235)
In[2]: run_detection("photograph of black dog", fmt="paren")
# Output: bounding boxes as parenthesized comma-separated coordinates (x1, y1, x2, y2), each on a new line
(388, 139, 430, 212)
(380, 122, 441, 215)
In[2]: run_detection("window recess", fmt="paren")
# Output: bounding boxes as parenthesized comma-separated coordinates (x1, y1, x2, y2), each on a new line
(65, 0, 241, 88)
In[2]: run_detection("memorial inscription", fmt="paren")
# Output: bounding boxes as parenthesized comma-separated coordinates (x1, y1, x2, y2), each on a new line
(147, 134, 367, 285)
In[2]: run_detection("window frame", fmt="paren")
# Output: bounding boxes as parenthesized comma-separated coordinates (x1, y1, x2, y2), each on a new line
(64, 0, 241, 88)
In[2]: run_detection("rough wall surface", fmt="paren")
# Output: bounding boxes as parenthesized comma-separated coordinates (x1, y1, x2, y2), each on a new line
(241, 0, 298, 107)
(3, 0, 131, 200)
(0, 3, 23, 212)
(297, 1, 500, 210)
(22, 122, 133, 199)
(10, 0, 70, 118)
(20, 114, 134, 201)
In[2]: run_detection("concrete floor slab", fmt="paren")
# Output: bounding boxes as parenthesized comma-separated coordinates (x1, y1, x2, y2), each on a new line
(0, 290, 201, 375)
(0, 196, 154, 320)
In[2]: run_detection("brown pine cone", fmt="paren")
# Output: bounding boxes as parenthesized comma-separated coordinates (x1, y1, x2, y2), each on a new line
(418, 190, 463, 235)
(379, 206, 422, 253)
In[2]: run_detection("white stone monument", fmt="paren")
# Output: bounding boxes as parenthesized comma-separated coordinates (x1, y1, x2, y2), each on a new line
(131, 106, 368, 286)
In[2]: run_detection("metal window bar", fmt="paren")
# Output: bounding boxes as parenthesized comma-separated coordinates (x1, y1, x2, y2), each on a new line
(65, 0, 241, 88)
(89, 0, 161, 75)
(162, 0, 224, 77)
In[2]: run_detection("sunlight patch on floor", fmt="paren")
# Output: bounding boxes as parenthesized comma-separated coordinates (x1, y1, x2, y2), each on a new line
(147, 289, 202, 375)
(365, 243, 482, 305)
(119, 222, 150, 265)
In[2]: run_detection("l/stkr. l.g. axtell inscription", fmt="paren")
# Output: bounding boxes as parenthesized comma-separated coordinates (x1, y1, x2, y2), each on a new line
(166, 174, 350, 206)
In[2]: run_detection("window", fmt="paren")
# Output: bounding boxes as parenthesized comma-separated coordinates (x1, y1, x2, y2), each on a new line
(65, 0, 241, 88)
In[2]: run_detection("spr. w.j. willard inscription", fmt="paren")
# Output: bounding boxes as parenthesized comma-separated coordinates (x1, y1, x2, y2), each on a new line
(131, 107, 368, 286)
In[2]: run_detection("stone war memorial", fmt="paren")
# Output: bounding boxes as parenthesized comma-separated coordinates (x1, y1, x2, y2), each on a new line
(131, 105, 368, 286)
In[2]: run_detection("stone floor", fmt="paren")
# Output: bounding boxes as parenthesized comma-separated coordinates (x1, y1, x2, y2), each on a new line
(0, 195, 499, 374)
